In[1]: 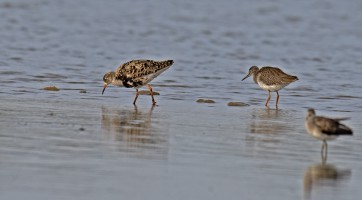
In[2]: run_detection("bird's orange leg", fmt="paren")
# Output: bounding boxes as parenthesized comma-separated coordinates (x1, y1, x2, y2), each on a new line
(276, 91, 280, 109)
(265, 91, 271, 107)
(146, 84, 156, 105)
(133, 89, 140, 105)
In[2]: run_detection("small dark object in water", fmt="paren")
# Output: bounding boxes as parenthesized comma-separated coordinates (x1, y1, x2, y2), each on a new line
(43, 86, 59, 91)
(138, 90, 160, 95)
(227, 102, 249, 107)
(79, 90, 87, 93)
(196, 99, 215, 103)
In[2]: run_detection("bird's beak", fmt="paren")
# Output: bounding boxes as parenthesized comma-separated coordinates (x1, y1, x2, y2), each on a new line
(102, 83, 108, 95)
(241, 73, 250, 81)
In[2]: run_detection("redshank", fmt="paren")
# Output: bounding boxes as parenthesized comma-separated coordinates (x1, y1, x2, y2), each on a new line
(242, 66, 298, 108)
(305, 108, 353, 159)
(102, 59, 174, 105)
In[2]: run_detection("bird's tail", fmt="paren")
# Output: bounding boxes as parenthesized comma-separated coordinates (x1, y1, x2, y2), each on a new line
(333, 117, 350, 121)
(337, 124, 353, 135)
(163, 60, 174, 67)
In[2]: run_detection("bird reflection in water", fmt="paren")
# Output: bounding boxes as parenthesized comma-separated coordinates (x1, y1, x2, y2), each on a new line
(303, 158, 351, 200)
(248, 108, 294, 135)
(101, 105, 168, 159)
(244, 109, 296, 154)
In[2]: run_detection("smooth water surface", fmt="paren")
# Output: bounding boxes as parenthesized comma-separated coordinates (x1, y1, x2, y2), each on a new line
(1, 0, 362, 199)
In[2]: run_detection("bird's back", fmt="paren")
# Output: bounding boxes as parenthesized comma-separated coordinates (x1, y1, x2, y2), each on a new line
(115, 59, 174, 88)
(116, 60, 173, 78)
(314, 116, 353, 136)
(256, 67, 298, 86)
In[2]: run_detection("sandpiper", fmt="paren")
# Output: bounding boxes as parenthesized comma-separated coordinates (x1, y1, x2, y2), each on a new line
(305, 108, 353, 159)
(102, 59, 174, 105)
(242, 66, 298, 108)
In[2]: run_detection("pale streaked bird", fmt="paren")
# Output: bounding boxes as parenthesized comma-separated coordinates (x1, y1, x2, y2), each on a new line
(242, 66, 298, 108)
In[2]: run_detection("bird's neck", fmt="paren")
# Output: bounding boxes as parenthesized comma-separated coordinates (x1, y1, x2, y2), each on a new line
(111, 78, 124, 87)
(253, 72, 259, 84)
(107, 72, 123, 87)
(306, 115, 315, 123)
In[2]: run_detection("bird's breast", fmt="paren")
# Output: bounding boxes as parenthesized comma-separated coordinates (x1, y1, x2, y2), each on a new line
(112, 79, 124, 87)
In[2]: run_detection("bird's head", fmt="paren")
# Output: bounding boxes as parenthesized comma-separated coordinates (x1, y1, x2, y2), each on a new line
(102, 71, 116, 95)
(242, 66, 259, 81)
(306, 108, 316, 119)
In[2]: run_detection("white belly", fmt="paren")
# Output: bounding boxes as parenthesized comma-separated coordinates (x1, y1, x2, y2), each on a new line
(257, 81, 288, 92)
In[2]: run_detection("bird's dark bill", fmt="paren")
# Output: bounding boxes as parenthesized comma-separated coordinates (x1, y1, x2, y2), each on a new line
(102, 83, 108, 95)
(242, 74, 250, 81)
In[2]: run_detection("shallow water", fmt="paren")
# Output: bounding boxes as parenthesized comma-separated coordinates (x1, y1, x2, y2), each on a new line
(1, 0, 362, 199)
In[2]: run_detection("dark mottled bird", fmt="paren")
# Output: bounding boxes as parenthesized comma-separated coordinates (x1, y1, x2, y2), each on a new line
(102, 59, 174, 105)
(242, 66, 298, 108)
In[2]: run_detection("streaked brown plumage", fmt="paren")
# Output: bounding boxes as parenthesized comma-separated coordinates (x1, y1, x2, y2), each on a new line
(242, 66, 298, 108)
(102, 59, 174, 105)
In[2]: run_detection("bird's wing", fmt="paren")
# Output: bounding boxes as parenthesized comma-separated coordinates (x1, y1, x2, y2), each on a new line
(314, 116, 339, 135)
(116, 60, 172, 79)
(116, 60, 155, 79)
(314, 116, 353, 135)
(332, 117, 350, 121)
(259, 67, 298, 85)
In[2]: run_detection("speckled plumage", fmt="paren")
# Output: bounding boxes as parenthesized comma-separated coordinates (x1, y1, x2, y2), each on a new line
(242, 66, 298, 108)
(102, 59, 174, 105)
(253, 67, 298, 88)
(115, 60, 174, 88)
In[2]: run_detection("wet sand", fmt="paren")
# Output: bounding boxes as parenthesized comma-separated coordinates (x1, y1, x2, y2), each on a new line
(1, 0, 362, 199)
(1, 95, 361, 200)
